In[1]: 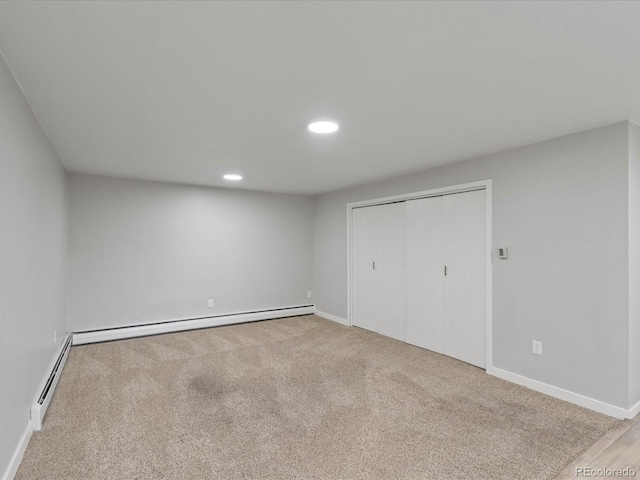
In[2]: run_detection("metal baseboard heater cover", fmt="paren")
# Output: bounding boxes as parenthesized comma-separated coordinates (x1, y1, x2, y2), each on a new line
(72, 305, 315, 345)
(31, 334, 73, 431)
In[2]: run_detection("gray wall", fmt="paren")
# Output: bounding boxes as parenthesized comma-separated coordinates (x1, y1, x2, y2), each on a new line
(0, 54, 67, 476)
(314, 122, 631, 408)
(68, 174, 313, 332)
(630, 122, 640, 408)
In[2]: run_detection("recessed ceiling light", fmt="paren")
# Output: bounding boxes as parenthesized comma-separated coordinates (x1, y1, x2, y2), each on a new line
(223, 174, 242, 181)
(308, 120, 339, 134)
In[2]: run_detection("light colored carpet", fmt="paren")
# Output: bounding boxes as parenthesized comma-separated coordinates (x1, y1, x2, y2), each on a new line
(16, 315, 619, 480)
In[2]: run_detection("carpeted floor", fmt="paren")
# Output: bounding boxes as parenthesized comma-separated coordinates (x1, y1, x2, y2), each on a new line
(16, 315, 619, 480)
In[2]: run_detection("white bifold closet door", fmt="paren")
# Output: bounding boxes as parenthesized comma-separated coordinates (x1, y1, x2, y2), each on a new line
(405, 196, 444, 354)
(442, 190, 486, 367)
(352, 202, 405, 341)
(405, 189, 486, 368)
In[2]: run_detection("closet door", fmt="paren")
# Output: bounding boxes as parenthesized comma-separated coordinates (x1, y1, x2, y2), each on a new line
(442, 190, 486, 368)
(352, 206, 379, 333)
(374, 203, 405, 341)
(352, 202, 405, 340)
(405, 196, 444, 353)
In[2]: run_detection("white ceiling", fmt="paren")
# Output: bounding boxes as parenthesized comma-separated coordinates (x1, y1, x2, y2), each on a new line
(0, 1, 639, 194)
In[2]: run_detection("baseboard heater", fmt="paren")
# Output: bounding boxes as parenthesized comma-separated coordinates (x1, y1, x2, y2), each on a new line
(72, 305, 316, 346)
(31, 333, 73, 431)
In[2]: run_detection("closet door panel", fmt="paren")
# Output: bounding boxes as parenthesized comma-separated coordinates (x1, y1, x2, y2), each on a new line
(352, 206, 378, 332)
(443, 190, 486, 368)
(352, 202, 405, 339)
(405, 197, 444, 353)
(373, 202, 406, 341)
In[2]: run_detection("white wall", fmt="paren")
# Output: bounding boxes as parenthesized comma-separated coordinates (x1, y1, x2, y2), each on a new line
(68, 174, 313, 332)
(629, 122, 640, 409)
(314, 122, 631, 409)
(0, 53, 67, 477)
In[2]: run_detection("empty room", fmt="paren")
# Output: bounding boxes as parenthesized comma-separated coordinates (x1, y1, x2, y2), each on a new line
(1, 1, 640, 479)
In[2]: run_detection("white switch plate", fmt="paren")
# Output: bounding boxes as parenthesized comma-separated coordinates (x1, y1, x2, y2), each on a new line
(532, 340, 542, 356)
(208, 300, 214, 308)
(307, 291, 312, 298)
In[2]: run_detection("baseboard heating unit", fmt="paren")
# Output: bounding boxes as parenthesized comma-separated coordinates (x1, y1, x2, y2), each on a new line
(72, 305, 315, 345)
(31, 333, 73, 431)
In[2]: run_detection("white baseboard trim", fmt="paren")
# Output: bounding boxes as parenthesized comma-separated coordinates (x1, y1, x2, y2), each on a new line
(72, 306, 315, 345)
(488, 366, 635, 419)
(314, 309, 350, 326)
(2, 422, 32, 480)
(628, 399, 640, 419)
(31, 334, 72, 431)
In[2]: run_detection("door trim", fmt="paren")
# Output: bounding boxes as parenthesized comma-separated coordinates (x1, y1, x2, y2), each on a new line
(346, 180, 493, 371)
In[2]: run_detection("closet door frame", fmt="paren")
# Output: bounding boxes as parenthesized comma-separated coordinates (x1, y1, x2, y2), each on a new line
(346, 180, 493, 370)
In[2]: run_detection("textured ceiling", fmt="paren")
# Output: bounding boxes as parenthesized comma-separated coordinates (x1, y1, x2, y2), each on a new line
(0, 1, 639, 194)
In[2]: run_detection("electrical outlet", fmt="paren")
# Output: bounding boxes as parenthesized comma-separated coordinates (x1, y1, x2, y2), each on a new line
(208, 299, 214, 308)
(307, 291, 312, 298)
(532, 340, 542, 356)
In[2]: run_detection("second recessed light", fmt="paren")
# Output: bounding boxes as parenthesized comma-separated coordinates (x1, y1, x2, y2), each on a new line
(223, 174, 242, 181)
(308, 120, 339, 134)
